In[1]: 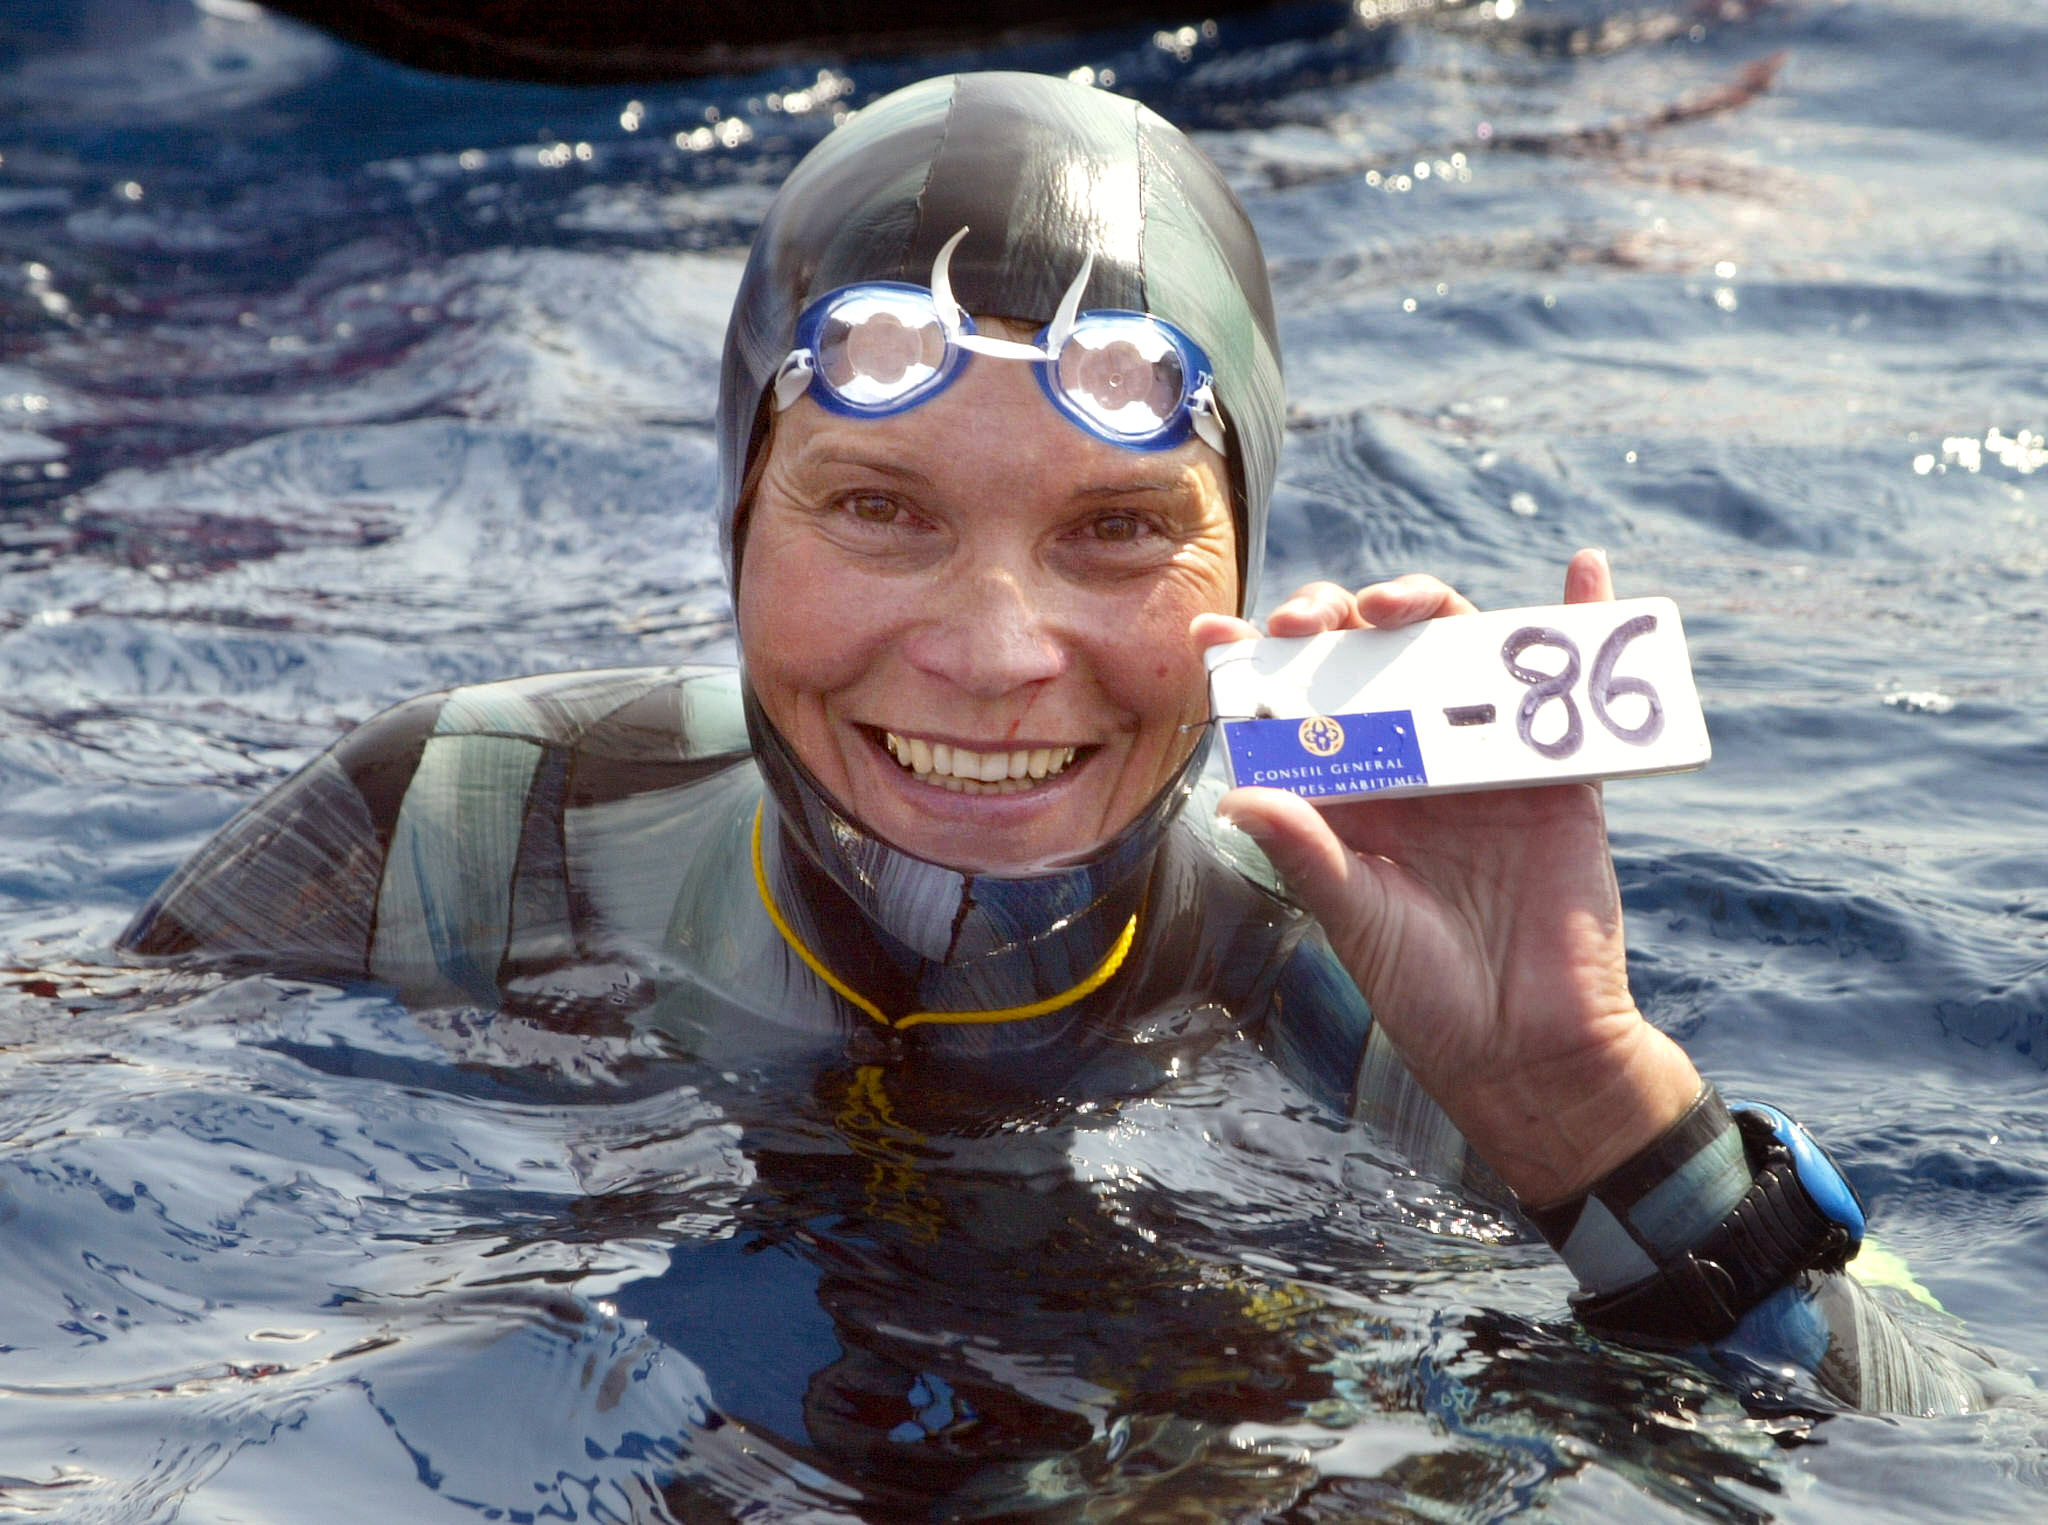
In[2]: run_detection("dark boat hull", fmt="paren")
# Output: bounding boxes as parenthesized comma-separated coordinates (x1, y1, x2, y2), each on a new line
(259, 0, 1295, 84)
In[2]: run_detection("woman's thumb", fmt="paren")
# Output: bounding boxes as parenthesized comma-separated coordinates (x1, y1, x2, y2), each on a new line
(1217, 787, 1376, 936)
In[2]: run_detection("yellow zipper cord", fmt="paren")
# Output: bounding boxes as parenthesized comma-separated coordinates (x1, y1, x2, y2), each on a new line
(750, 802, 1137, 1029)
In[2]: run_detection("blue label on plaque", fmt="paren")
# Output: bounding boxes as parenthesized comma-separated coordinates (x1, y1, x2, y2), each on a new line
(1220, 711, 1428, 798)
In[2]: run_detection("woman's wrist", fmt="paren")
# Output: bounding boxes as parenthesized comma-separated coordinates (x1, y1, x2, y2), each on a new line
(1451, 1020, 1705, 1207)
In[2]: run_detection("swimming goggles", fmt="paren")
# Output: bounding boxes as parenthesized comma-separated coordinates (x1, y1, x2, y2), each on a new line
(771, 227, 1227, 456)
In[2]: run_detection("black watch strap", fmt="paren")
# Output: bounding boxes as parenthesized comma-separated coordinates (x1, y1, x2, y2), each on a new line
(1568, 1108, 1860, 1346)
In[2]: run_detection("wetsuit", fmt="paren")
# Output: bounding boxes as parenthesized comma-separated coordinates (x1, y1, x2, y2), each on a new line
(120, 664, 2002, 1417)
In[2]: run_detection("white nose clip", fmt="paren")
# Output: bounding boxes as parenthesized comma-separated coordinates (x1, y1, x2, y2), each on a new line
(772, 349, 815, 411)
(933, 226, 1063, 362)
(1187, 379, 1226, 456)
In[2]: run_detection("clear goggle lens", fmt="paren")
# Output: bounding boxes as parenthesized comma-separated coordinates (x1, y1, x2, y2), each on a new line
(1051, 317, 1188, 442)
(815, 290, 952, 408)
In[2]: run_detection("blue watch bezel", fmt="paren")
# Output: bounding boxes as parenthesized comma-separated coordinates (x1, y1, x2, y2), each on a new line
(1728, 1098, 1867, 1247)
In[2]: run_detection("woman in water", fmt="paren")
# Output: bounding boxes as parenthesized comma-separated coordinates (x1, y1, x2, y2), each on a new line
(122, 71, 1989, 1419)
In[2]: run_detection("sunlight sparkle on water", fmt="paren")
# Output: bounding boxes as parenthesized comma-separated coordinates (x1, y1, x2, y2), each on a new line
(1915, 428, 2046, 476)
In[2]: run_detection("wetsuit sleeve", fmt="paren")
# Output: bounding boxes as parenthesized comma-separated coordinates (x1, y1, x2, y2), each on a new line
(117, 692, 443, 979)
(120, 666, 750, 1004)
(1524, 1086, 2004, 1413)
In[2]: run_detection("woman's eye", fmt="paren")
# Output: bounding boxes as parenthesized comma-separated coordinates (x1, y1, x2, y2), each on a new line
(843, 493, 899, 524)
(1091, 513, 1146, 543)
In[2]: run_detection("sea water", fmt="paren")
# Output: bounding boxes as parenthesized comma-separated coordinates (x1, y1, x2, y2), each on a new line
(1, 1, 2044, 1518)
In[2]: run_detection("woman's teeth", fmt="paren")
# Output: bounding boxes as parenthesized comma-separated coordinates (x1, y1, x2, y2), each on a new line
(883, 733, 1078, 795)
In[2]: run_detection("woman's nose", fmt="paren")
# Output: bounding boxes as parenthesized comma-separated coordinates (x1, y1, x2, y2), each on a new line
(900, 564, 1069, 697)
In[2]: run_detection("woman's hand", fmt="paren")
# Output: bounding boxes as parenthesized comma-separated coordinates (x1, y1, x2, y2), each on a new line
(1191, 549, 1700, 1206)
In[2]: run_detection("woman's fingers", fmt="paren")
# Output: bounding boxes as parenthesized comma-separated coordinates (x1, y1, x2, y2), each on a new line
(1562, 546, 1614, 605)
(1264, 581, 1364, 635)
(1353, 573, 1479, 629)
(1190, 611, 1261, 652)
(1263, 573, 1482, 638)
(1260, 556, 1598, 641)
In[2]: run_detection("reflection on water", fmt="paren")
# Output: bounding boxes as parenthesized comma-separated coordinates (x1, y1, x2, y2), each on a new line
(3, 0, 2047, 1517)
(0, 979, 1829, 1520)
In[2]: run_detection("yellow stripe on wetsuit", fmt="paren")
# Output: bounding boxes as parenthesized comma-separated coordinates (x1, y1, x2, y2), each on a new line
(749, 803, 1136, 1029)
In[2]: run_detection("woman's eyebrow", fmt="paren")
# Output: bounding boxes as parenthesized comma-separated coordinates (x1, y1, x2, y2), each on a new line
(1070, 476, 1192, 499)
(797, 450, 935, 486)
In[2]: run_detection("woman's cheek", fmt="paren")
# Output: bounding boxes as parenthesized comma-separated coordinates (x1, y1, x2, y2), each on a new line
(743, 519, 883, 663)
(1136, 566, 1235, 734)
(766, 580, 889, 695)
(1089, 599, 1206, 735)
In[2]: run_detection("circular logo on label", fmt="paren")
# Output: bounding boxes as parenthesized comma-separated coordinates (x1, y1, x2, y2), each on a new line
(1298, 715, 1346, 757)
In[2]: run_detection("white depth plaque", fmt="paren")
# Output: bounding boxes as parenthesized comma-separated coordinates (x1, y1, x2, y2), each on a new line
(1204, 597, 1711, 802)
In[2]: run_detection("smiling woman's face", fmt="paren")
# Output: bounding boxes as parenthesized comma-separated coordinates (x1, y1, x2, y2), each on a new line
(737, 326, 1238, 873)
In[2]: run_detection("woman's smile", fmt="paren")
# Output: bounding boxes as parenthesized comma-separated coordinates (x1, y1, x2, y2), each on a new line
(879, 730, 1084, 793)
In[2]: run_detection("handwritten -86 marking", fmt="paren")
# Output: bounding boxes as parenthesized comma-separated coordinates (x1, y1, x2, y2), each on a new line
(1502, 614, 1667, 761)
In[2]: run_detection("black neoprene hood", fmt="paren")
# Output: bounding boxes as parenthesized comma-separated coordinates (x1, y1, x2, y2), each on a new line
(714, 70, 1285, 612)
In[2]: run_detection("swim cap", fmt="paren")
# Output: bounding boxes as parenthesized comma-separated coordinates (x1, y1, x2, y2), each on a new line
(715, 70, 1283, 612)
